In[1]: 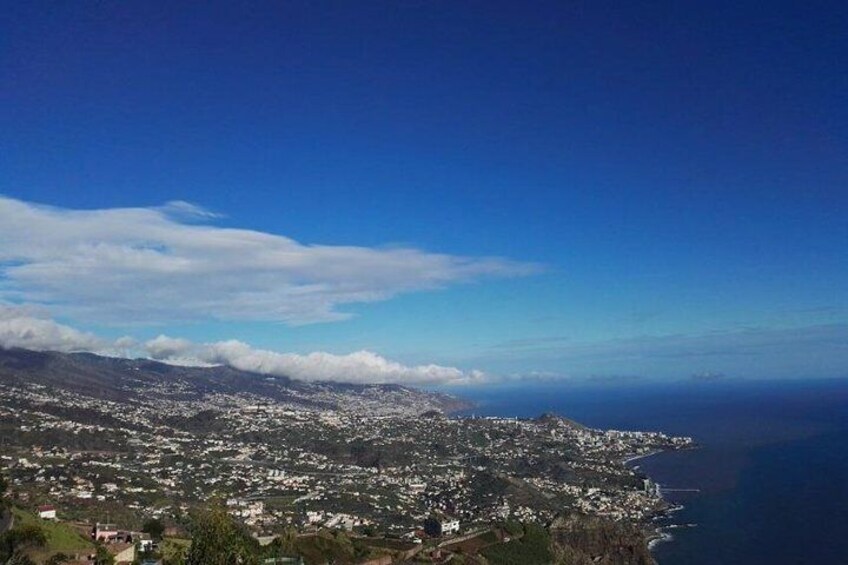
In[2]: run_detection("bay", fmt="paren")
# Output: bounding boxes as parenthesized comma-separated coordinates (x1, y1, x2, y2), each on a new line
(451, 378, 848, 564)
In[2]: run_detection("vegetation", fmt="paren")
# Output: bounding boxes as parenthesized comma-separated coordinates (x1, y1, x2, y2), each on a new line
(185, 505, 261, 565)
(45, 553, 71, 565)
(181, 505, 386, 565)
(502, 520, 524, 537)
(142, 517, 165, 541)
(11, 507, 92, 553)
(161, 537, 190, 565)
(480, 522, 553, 565)
(286, 531, 374, 565)
(6, 553, 37, 565)
(0, 522, 46, 563)
(93, 543, 114, 565)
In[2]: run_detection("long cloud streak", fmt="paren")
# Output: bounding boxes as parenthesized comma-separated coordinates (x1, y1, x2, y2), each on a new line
(0, 196, 540, 325)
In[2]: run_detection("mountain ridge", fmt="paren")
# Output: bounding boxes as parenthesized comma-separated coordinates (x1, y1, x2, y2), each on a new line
(0, 347, 470, 414)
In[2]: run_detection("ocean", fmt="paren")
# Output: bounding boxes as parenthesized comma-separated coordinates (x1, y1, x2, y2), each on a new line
(451, 378, 848, 565)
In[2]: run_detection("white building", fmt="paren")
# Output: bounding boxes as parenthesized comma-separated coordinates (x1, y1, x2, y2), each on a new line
(424, 515, 460, 536)
(441, 518, 460, 535)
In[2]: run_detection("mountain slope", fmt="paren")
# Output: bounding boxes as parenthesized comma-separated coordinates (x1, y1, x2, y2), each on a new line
(0, 347, 470, 414)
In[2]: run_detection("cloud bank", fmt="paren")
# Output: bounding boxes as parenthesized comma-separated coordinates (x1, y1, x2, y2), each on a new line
(0, 305, 109, 353)
(0, 305, 485, 385)
(144, 335, 486, 385)
(0, 196, 539, 325)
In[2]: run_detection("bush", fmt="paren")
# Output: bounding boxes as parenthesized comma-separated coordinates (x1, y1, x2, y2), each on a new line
(1, 523, 47, 559)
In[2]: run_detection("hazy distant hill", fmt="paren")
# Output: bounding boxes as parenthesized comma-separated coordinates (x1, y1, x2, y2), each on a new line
(0, 347, 470, 414)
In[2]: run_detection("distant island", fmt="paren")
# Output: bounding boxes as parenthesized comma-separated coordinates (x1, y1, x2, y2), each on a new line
(0, 347, 692, 564)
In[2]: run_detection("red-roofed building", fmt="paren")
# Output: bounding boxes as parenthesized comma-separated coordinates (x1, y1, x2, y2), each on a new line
(37, 504, 57, 520)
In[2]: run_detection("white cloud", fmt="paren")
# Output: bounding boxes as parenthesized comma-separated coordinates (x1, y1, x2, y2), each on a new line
(0, 305, 486, 385)
(0, 196, 540, 325)
(0, 304, 108, 352)
(143, 335, 487, 385)
(144, 334, 196, 360)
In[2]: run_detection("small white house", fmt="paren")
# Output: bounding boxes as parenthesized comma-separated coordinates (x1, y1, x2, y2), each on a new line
(138, 533, 154, 552)
(37, 505, 57, 520)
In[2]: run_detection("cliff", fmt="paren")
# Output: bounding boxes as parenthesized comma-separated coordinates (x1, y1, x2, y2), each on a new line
(548, 513, 655, 565)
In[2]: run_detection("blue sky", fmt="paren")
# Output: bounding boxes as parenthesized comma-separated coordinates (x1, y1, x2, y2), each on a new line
(1, 1, 846, 384)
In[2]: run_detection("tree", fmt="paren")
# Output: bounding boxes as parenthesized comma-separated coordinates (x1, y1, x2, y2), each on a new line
(142, 518, 165, 541)
(0, 473, 7, 496)
(93, 543, 115, 565)
(269, 526, 298, 556)
(186, 506, 259, 565)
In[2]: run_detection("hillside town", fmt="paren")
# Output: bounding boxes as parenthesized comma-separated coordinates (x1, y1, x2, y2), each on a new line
(0, 350, 693, 564)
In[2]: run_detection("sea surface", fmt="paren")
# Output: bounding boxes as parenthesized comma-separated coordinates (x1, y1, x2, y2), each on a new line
(451, 378, 848, 565)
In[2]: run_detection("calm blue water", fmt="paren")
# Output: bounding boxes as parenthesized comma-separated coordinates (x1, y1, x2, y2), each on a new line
(451, 379, 848, 565)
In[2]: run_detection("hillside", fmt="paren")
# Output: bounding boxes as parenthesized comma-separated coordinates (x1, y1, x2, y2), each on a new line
(0, 347, 470, 414)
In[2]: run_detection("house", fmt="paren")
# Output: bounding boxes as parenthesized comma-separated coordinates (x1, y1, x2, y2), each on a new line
(106, 542, 136, 564)
(423, 514, 460, 537)
(93, 523, 119, 541)
(37, 504, 57, 520)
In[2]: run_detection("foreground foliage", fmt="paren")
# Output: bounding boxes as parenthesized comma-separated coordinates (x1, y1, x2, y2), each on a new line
(480, 523, 553, 565)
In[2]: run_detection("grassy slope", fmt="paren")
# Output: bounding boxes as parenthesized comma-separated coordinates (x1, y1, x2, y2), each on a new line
(12, 508, 93, 553)
(479, 523, 553, 565)
(11, 507, 94, 564)
(292, 533, 391, 565)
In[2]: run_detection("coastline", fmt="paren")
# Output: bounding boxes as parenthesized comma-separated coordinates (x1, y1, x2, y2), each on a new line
(623, 447, 686, 561)
(637, 446, 702, 561)
(622, 449, 664, 466)
(648, 529, 674, 551)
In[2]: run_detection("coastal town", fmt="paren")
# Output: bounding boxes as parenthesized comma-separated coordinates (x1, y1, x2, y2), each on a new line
(0, 348, 693, 564)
